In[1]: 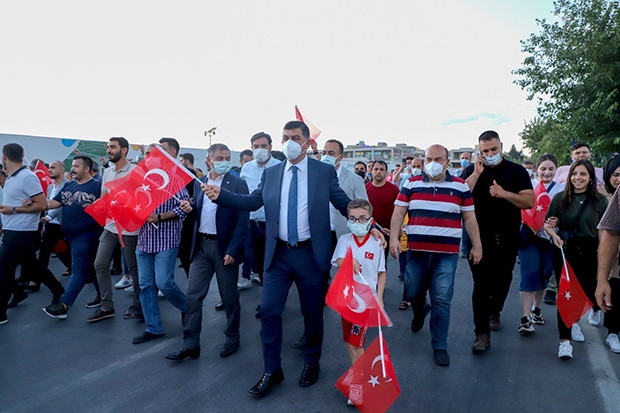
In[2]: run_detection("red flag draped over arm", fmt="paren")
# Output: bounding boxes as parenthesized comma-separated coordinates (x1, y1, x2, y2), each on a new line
(326, 247, 392, 327)
(557, 250, 593, 327)
(335, 336, 400, 413)
(103, 146, 195, 232)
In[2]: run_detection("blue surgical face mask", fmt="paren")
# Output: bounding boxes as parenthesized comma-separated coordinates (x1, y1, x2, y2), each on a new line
(347, 220, 371, 237)
(461, 159, 469, 168)
(321, 154, 338, 167)
(212, 160, 231, 175)
(484, 153, 502, 166)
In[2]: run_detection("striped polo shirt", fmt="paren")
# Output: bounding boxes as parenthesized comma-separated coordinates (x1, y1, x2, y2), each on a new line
(395, 172, 474, 254)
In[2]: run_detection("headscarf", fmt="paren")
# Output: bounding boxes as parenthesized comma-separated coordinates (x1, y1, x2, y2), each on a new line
(603, 154, 620, 194)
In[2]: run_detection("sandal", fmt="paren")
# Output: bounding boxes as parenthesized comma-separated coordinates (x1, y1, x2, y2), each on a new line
(398, 301, 410, 311)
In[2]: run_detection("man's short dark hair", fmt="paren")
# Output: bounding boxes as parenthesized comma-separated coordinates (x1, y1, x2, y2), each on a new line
(354, 161, 367, 169)
(271, 150, 286, 161)
(251, 132, 272, 146)
(325, 139, 344, 155)
(283, 120, 310, 139)
(240, 149, 253, 159)
(2, 143, 24, 163)
(159, 137, 180, 155)
(180, 153, 195, 164)
(73, 155, 93, 170)
(571, 141, 590, 152)
(373, 160, 388, 170)
(208, 143, 230, 157)
(110, 137, 129, 150)
(478, 130, 500, 142)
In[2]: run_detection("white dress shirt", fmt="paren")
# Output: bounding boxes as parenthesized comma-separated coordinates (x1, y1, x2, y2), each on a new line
(278, 156, 310, 242)
(198, 174, 223, 234)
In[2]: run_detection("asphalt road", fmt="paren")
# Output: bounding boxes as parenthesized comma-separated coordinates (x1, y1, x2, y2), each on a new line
(1, 255, 619, 413)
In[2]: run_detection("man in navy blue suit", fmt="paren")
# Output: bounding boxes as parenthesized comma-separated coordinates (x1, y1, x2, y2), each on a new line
(203, 121, 353, 397)
(165, 143, 249, 361)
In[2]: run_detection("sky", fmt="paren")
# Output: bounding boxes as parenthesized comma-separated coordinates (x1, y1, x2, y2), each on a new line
(0, 0, 557, 154)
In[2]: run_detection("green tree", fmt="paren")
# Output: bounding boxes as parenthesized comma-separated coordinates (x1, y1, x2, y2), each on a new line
(503, 144, 526, 164)
(513, 0, 620, 164)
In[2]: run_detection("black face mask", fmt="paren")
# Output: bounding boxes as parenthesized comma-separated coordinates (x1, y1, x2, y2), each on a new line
(356, 170, 367, 179)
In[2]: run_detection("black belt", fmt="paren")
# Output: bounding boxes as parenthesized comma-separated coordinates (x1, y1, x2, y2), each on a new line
(277, 239, 311, 249)
(198, 233, 218, 240)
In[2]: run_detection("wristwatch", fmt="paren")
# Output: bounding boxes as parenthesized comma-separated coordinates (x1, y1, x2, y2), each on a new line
(12, 206, 17, 214)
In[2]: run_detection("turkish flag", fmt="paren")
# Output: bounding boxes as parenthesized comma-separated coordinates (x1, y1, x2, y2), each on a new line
(34, 160, 54, 196)
(85, 192, 111, 227)
(521, 181, 552, 232)
(335, 335, 400, 413)
(294, 105, 321, 143)
(557, 253, 593, 327)
(326, 247, 392, 327)
(103, 146, 195, 232)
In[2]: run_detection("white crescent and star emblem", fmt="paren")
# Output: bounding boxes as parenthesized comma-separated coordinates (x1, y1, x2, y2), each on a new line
(134, 184, 153, 207)
(347, 288, 368, 314)
(144, 168, 170, 190)
(564, 291, 571, 300)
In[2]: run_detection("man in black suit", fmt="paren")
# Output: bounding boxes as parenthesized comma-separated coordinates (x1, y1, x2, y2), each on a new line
(165, 143, 249, 360)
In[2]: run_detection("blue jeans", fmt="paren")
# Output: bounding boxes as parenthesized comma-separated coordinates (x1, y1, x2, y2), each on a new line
(61, 231, 101, 307)
(136, 248, 186, 335)
(405, 251, 458, 350)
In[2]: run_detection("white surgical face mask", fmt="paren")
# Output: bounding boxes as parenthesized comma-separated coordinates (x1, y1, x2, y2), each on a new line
(347, 220, 371, 237)
(424, 162, 444, 178)
(253, 148, 269, 164)
(411, 168, 423, 176)
(212, 161, 231, 175)
(282, 140, 302, 161)
(484, 153, 502, 166)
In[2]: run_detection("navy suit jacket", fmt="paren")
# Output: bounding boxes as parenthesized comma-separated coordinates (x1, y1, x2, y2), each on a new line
(216, 157, 350, 272)
(189, 172, 249, 263)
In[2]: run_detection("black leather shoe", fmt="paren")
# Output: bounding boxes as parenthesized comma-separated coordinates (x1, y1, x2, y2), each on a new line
(220, 341, 239, 358)
(298, 363, 320, 387)
(7, 290, 28, 308)
(249, 369, 284, 397)
(215, 301, 224, 311)
(132, 331, 164, 344)
(165, 348, 201, 360)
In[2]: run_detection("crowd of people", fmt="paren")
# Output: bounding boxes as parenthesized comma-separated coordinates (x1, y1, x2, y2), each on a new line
(0, 124, 619, 406)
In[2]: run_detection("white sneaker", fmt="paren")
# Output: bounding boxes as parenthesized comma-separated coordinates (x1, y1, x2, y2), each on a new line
(606, 334, 620, 353)
(158, 290, 164, 297)
(124, 285, 134, 293)
(237, 278, 251, 290)
(588, 309, 601, 327)
(558, 341, 573, 360)
(571, 323, 585, 342)
(114, 276, 132, 289)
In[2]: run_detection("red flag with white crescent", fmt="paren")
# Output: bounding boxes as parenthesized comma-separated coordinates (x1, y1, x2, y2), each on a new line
(326, 247, 392, 327)
(103, 146, 195, 232)
(521, 180, 552, 232)
(34, 160, 54, 196)
(294, 105, 321, 143)
(557, 250, 593, 327)
(335, 335, 400, 412)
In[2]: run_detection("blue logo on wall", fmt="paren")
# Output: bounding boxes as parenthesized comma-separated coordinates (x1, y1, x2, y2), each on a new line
(61, 139, 76, 147)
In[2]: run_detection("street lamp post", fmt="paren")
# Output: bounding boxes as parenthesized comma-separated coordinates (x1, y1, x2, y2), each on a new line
(204, 127, 217, 147)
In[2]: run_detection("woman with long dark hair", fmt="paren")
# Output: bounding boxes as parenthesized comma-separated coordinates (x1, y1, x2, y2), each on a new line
(545, 160, 608, 359)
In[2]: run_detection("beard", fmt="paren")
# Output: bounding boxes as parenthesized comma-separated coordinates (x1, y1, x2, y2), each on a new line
(108, 152, 122, 163)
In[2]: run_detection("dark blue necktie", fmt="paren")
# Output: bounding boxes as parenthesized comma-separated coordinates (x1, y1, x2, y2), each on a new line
(287, 165, 298, 246)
